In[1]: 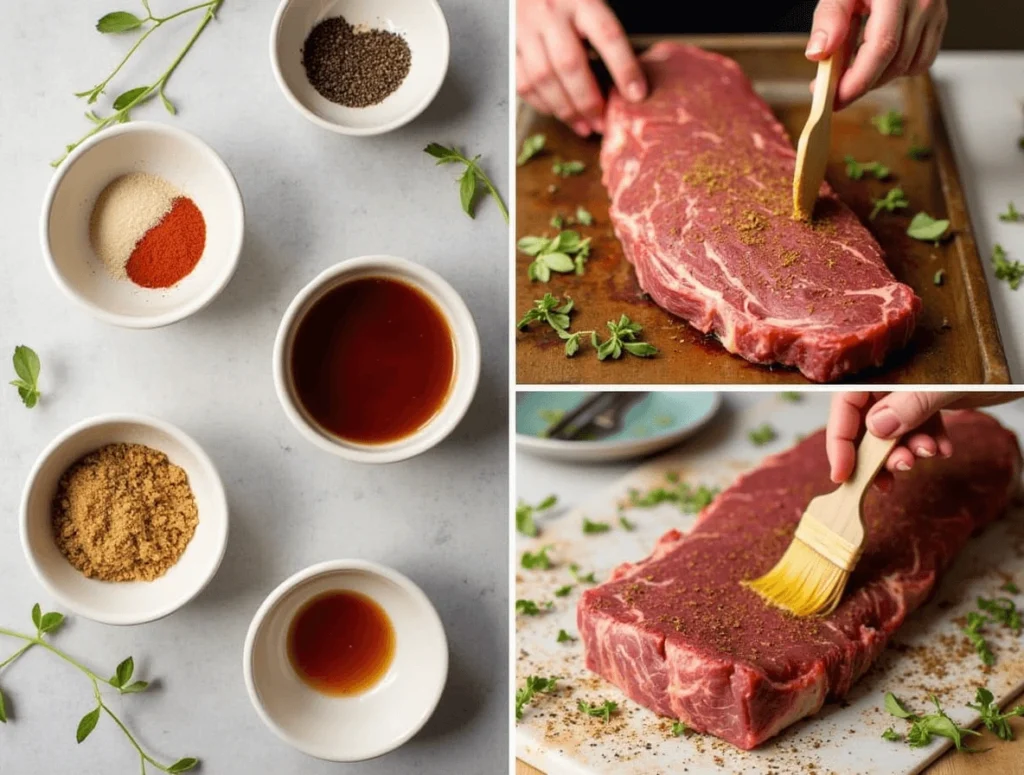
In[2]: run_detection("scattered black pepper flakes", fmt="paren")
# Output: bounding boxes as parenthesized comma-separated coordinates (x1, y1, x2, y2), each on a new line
(302, 15, 411, 108)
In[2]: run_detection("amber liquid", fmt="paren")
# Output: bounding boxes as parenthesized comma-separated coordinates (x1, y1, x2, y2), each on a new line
(287, 590, 396, 696)
(290, 276, 456, 444)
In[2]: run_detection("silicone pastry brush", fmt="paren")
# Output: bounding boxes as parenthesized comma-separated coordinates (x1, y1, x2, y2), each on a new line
(792, 53, 841, 220)
(745, 430, 898, 617)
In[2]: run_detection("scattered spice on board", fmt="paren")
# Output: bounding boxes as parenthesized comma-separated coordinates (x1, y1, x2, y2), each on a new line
(51, 443, 199, 582)
(89, 173, 206, 288)
(302, 16, 411, 108)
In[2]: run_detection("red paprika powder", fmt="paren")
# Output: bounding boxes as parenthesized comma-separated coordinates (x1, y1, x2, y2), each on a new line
(125, 197, 206, 289)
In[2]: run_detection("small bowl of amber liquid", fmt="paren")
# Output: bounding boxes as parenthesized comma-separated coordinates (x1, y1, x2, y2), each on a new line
(273, 255, 480, 463)
(242, 559, 448, 761)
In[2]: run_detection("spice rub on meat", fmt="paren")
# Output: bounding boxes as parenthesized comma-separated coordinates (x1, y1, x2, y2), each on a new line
(600, 43, 921, 382)
(578, 411, 1021, 750)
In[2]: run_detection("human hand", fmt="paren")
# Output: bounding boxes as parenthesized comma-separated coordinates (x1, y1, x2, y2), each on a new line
(805, 0, 948, 110)
(826, 392, 1023, 489)
(516, 0, 647, 137)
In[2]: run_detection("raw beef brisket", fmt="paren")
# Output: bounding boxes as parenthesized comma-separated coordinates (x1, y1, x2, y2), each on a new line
(600, 43, 921, 382)
(578, 411, 1021, 749)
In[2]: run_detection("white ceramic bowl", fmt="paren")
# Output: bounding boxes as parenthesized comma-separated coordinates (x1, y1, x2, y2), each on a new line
(270, 0, 450, 135)
(20, 415, 229, 625)
(243, 560, 448, 761)
(40, 122, 245, 328)
(273, 256, 480, 463)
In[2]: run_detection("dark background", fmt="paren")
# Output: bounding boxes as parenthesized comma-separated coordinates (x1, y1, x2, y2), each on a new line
(607, 0, 1024, 50)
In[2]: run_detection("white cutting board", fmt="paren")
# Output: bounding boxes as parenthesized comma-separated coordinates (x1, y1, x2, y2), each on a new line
(515, 394, 1024, 775)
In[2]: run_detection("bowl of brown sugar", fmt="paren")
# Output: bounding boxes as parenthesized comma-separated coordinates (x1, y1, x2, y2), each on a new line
(20, 415, 229, 625)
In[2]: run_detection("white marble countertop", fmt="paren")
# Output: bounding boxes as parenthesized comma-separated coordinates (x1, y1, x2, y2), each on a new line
(931, 52, 1024, 381)
(0, 1, 508, 772)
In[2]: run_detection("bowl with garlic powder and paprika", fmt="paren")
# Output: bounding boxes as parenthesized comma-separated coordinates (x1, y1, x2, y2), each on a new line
(41, 121, 244, 328)
(20, 414, 229, 625)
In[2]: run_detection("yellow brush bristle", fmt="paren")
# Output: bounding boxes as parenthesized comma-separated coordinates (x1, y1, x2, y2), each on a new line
(743, 537, 850, 617)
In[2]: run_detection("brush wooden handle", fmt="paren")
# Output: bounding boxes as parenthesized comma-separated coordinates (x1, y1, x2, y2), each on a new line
(827, 432, 899, 548)
(792, 54, 841, 220)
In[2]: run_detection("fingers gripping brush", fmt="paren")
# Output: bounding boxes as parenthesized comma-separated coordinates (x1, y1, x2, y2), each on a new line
(745, 431, 898, 617)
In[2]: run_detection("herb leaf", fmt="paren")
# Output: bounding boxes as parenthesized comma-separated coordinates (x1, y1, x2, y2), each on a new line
(885, 692, 918, 720)
(618, 515, 636, 531)
(517, 134, 546, 166)
(871, 110, 905, 136)
(522, 545, 554, 570)
(934, 269, 945, 286)
(907, 212, 950, 242)
(582, 518, 611, 534)
(10, 346, 41, 408)
(112, 657, 134, 688)
(76, 706, 101, 743)
(516, 676, 557, 721)
(628, 476, 718, 514)
(884, 693, 979, 751)
(424, 143, 509, 223)
(569, 564, 597, 583)
(556, 629, 575, 643)
(96, 11, 145, 33)
(0, 687, 6, 723)
(578, 699, 618, 723)
(882, 727, 903, 742)
(992, 243, 1024, 290)
(121, 681, 149, 694)
(520, 230, 592, 282)
(515, 495, 558, 537)
(1001, 580, 1020, 594)
(870, 187, 910, 219)
(575, 206, 594, 226)
(998, 201, 1022, 222)
(167, 759, 199, 774)
(113, 86, 149, 111)
(908, 142, 932, 160)
(671, 721, 688, 736)
(553, 160, 585, 177)
(977, 596, 1022, 634)
(38, 612, 64, 635)
(967, 686, 1024, 741)
(844, 156, 890, 180)
(554, 584, 574, 597)
(515, 599, 552, 616)
(961, 611, 995, 666)
(748, 424, 777, 446)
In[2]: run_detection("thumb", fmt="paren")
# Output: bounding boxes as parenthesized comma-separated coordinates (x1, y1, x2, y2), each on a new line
(806, 0, 857, 60)
(865, 392, 963, 439)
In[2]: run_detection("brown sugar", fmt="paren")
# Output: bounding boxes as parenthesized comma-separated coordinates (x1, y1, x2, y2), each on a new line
(51, 443, 198, 582)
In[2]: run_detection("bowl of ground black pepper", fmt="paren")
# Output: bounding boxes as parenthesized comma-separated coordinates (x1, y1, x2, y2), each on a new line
(41, 122, 244, 328)
(20, 414, 229, 625)
(270, 0, 449, 135)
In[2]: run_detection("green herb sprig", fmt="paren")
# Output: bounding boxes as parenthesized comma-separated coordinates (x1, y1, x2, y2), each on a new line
(568, 564, 597, 584)
(1000, 580, 1020, 594)
(871, 110, 905, 136)
(627, 474, 719, 514)
(517, 294, 575, 333)
(577, 699, 618, 723)
(515, 599, 553, 616)
(554, 584, 574, 597)
(671, 721, 688, 737)
(907, 212, 950, 243)
(553, 160, 585, 177)
(870, 187, 910, 219)
(516, 495, 557, 537)
(556, 629, 575, 643)
(961, 610, 995, 666)
(967, 686, 1024, 741)
(883, 692, 980, 751)
(844, 156, 890, 180)
(582, 517, 610, 534)
(521, 545, 554, 570)
(562, 315, 658, 360)
(55, 1, 223, 166)
(748, 423, 778, 446)
(976, 596, 1022, 634)
(424, 143, 509, 223)
(10, 346, 41, 408)
(519, 230, 591, 281)
(516, 676, 557, 721)
(998, 201, 1022, 222)
(0, 605, 197, 772)
(992, 243, 1024, 290)
(517, 134, 546, 166)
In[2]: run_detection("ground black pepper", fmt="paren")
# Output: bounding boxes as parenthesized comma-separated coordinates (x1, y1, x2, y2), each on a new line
(302, 15, 412, 108)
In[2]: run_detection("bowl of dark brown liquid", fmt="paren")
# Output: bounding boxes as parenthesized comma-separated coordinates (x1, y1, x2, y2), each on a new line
(243, 559, 448, 761)
(274, 256, 480, 463)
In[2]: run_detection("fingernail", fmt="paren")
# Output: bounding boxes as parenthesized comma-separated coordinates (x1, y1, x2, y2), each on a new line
(915, 447, 934, 458)
(805, 30, 828, 57)
(573, 121, 590, 137)
(626, 82, 645, 102)
(939, 441, 954, 458)
(895, 460, 912, 472)
(867, 409, 900, 438)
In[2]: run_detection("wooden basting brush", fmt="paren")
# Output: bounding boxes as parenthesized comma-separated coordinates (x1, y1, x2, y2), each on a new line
(792, 53, 841, 221)
(745, 431, 898, 617)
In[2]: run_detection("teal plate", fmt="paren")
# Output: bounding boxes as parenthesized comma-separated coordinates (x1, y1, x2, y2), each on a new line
(515, 392, 721, 462)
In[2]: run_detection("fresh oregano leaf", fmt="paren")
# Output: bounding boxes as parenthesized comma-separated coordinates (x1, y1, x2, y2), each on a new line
(907, 212, 950, 242)
(11, 346, 41, 408)
(76, 706, 101, 743)
(160, 90, 177, 115)
(96, 11, 145, 33)
(120, 681, 150, 694)
(0, 687, 6, 723)
(113, 86, 148, 111)
(517, 134, 546, 166)
(884, 692, 918, 720)
(114, 657, 134, 688)
(167, 757, 199, 773)
(39, 612, 64, 635)
(518, 236, 551, 256)
(31, 604, 41, 631)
